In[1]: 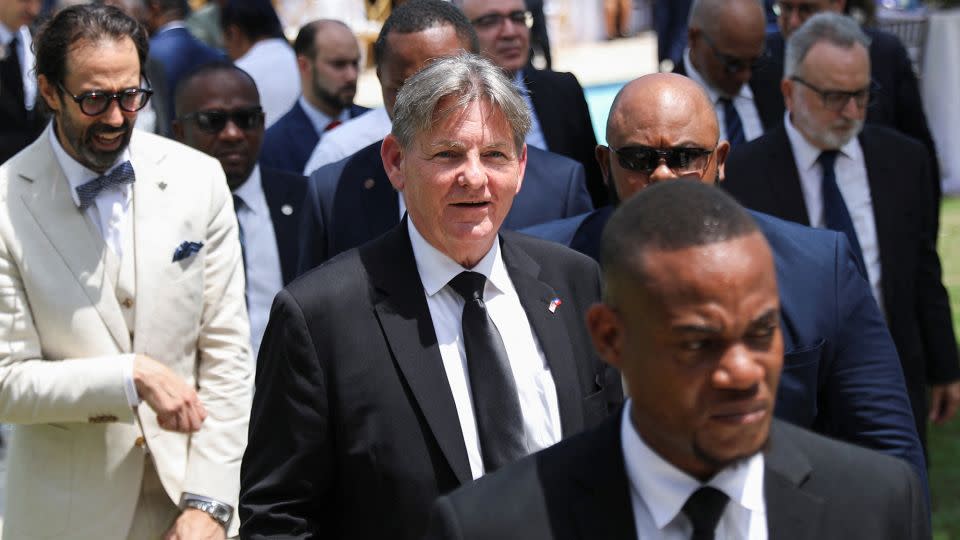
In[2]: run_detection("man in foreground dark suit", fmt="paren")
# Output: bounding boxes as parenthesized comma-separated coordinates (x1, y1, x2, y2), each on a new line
(173, 61, 306, 358)
(425, 180, 929, 540)
(525, 72, 926, 482)
(1, 0, 46, 164)
(240, 53, 620, 540)
(723, 13, 960, 449)
(296, 0, 593, 275)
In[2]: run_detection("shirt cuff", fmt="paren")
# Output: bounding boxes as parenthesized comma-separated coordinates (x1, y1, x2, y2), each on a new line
(121, 354, 141, 408)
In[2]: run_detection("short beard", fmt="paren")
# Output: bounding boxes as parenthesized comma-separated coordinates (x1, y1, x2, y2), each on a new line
(57, 112, 133, 173)
(311, 68, 355, 112)
(793, 106, 863, 150)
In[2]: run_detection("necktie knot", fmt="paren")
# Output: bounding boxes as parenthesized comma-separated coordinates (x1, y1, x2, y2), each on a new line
(324, 119, 343, 132)
(449, 271, 487, 303)
(818, 150, 839, 170)
(75, 160, 136, 210)
(682, 486, 729, 540)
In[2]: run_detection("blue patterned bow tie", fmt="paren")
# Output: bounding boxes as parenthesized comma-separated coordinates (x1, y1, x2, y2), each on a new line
(75, 161, 136, 210)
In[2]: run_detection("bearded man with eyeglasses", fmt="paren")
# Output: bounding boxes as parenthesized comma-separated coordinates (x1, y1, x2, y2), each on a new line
(173, 61, 307, 361)
(725, 12, 960, 455)
(0, 5, 252, 539)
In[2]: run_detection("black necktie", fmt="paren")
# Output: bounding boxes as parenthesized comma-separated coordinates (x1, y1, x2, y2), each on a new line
(818, 150, 866, 270)
(682, 486, 730, 540)
(448, 271, 526, 473)
(232, 194, 248, 271)
(1, 34, 25, 108)
(719, 97, 745, 147)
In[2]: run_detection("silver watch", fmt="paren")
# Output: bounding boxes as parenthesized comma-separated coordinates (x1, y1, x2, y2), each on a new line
(178, 493, 233, 528)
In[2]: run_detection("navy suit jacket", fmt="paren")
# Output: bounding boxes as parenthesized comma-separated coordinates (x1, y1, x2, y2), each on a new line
(523, 207, 928, 485)
(259, 101, 369, 174)
(148, 27, 226, 133)
(295, 140, 593, 275)
(259, 167, 308, 285)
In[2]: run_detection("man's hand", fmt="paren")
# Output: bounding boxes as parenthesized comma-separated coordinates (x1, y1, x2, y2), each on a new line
(929, 381, 960, 425)
(163, 509, 225, 540)
(133, 354, 206, 433)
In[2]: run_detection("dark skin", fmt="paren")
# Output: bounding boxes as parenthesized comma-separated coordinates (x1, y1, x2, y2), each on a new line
(172, 69, 263, 191)
(687, 0, 767, 98)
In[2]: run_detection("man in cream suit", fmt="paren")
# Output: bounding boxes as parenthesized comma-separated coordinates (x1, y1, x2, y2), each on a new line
(0, 5, 251, 539)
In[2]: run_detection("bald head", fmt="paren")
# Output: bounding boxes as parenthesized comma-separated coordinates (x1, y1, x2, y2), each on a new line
(607, 73, 719, 146)
(687, 0, 766, 97)
(689, 0, 764, 37)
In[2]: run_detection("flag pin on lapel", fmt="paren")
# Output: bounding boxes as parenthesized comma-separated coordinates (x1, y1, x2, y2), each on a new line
(548, 297, 562, 313)
(158, 181, 167, 191)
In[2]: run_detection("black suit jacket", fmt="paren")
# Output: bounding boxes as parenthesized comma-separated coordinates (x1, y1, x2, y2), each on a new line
(671, 58, 785, 134)
(260, 101, 369, 175)
(239, 222, 622, 539)
(723, 123, 960, 443)
(1, 29, 46, 165)
(424, 414, 929, 540)
(259, 167, 308, 285)
(524, 68, 606, 207)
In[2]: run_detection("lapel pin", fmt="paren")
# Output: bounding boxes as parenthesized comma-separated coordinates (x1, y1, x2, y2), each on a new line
(548, 297, 562, 313)
(363, 178, 376, 190)
(158, 181, 167, 191)
(281, 204, 293, 216)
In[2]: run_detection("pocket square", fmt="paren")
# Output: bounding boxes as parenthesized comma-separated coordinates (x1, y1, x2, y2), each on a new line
(172, 241, 204, 262)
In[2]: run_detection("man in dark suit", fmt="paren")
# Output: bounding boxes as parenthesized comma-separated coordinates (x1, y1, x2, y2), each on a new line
(142, 0, 227, 135)
(1, 0, 46, 164)
(295, 0, 593, 275)
(654, 0, 693, 71)
(724, 13, 960, 448)
(240, 52, 620, 540)
(672, 0, 784, 144)
(173, 62, 306, 358)
(260, 19, 368, 175)
(459, 0, 606, 207)
(424, 181, 929, 540)
(758, 0, 941, 206)
(524, 72, 927, 482)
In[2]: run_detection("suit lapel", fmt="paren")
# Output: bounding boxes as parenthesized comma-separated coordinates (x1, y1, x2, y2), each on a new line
(261, 169, 300, 285)
(289, 102, 319, 168)
(500, 236, 584, 437)
(523, 70, 561, 152)
(764, 422, 823, 540)
(859, 129, 899, 314)
(770, 126, 811, 225)
(19, 128, 130, 351)
(368, 222, 473, 484)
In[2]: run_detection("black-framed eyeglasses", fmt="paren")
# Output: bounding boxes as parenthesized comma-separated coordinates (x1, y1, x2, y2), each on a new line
(57, 83, 153, 116)
(701, 33, 768, 74)
(471, 10, 534, 30)
(178, 107, 265, 133)
(608, 145, 715, 177)
(791, 76, 873, 112)
(773, 1, 822, 19)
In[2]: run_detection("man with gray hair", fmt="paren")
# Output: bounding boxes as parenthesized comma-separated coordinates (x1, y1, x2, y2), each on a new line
(725, 12, 960, 450)
(239, 52, 620, 540)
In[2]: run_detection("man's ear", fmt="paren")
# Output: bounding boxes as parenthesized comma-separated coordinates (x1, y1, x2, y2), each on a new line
(296, 55, 311, 78)
(596, 144, 611, 187)
(381, 134, 406, 191)
(514, 143, 527, 195)
(37, 74, 61, 114)
(714, 140, 730, 183)
(780, 78, 794, 111)
(586, 303, 624, 371)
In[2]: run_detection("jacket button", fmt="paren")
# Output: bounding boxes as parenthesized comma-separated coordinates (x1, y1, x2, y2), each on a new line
(121, 298, 134, 309)
(135, 436, 146, 448)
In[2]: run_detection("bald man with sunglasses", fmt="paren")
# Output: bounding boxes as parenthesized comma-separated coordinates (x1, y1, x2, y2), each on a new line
(173, 61, 307, 359)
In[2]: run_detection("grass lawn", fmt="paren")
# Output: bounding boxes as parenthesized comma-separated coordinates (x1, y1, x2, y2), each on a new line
(932, 197, 960, 539)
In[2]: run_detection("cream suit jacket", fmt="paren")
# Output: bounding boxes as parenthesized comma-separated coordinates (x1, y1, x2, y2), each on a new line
(0, 125, 253, 539)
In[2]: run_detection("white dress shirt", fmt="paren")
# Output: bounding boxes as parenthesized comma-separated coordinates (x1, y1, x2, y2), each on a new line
(407, 220, 561, 480)
(620, 402, 768, 539)
(298, 95, 350, 136)
(683, 50, 763, 143)
(236, 38, 300, 129)
(0, 23, 37, 110)
(233, 165, 284, 359)
(515, 70, 548, 151)
(49, 127, 139, 407)
(784, 113, 884, 309)
(302, 106, 391, 175)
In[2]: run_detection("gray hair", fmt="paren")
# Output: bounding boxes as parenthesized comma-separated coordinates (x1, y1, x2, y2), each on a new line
(391, 53, 532, 151)
(784, 12, 871, 78)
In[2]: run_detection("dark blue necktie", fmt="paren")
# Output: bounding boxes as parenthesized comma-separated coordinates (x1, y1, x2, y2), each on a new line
(448, 271, 526, 473)
(719, 97, 745, 147)
(75, 161, 136, 210)
(232, 194, 250, 306)
(819, 150, 866, 270)
(2, 34, 24, 106)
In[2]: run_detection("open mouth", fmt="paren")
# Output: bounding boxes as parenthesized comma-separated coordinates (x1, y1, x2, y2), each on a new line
(92, 131, 123, 149)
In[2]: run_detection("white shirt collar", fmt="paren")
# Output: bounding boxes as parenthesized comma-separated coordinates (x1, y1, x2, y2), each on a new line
(298, 95, 349, 135)
(513, 70, 530, 95)
(683, 48, 755, 103)
(407, 218, 510, 299)
(620, 400, 766, 530)
(0, 22, 15, 45)
(233, 164, 268, 216)
(783, 111, 860, 173)
(49, 125, 133, 208)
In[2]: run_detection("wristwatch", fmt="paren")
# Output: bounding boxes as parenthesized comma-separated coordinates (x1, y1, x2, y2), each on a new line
(178, 492, 233, 529)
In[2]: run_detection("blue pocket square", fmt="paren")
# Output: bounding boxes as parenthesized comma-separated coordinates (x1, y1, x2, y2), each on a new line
(172, 241, 204, 262)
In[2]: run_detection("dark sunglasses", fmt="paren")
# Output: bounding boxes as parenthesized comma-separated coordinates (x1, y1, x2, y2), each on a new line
(609, 145, 714, 176)
(791, 76, 874, 112)
(58, 83, 153, 116)
(179, 108, 265, 133)
(773, 1, 821, 19)
(471, 10, 534, 30)
(701, 33, 769, 74)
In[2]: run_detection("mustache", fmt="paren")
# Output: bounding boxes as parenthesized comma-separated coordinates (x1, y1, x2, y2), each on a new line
(89, 122, 131, 136)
